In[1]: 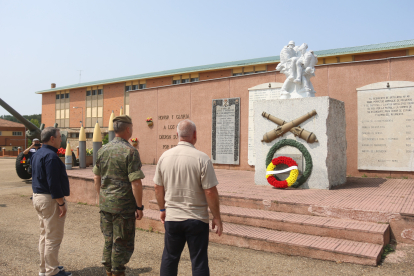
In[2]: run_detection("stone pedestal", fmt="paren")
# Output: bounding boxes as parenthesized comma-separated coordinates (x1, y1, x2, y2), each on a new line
(254, 96, 347, 189)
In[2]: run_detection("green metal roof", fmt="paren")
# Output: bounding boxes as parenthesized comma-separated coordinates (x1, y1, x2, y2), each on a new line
(36, 39, 414, 94)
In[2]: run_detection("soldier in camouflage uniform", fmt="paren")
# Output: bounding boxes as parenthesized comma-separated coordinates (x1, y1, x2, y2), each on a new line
(93, 115, 145, 276)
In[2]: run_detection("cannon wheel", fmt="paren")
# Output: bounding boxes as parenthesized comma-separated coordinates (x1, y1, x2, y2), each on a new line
(15, 152, 32, 179)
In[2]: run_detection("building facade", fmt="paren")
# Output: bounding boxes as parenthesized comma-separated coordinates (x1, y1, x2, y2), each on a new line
(0, 118, 26, 156)
(37, 39, 414, 177)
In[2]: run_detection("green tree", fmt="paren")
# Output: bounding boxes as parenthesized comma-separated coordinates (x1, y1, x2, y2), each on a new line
(102, 134, 109, 145)
(30, 118, 40, 128)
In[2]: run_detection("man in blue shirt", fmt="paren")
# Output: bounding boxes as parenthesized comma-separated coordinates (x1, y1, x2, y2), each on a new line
(31, 127, 72, 276)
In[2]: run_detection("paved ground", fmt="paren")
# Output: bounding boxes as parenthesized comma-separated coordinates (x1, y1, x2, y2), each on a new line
(1, 158, 414, 276)
(70, 165, 414, 220)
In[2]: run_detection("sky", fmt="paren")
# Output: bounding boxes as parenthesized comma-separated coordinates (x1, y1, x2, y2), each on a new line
(0, 0, 413, 116)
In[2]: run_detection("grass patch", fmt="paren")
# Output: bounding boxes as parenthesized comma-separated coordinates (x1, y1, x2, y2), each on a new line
(77, 202, 88, 205)
(136, 227, 155, 233)
(402, 176, 408, 179)
(20, 195, 26, 197)
(382, 244, 395, 259)
(361, 174, 367, 178)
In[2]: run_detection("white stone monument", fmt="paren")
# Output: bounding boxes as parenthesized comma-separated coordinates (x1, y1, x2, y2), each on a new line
(254, 97, 347, 189)
(276, 41, 318, 99)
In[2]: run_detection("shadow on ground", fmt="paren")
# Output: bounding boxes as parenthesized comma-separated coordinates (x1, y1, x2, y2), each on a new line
(71, 266, 153, 276)
(332, 177, 387, 189)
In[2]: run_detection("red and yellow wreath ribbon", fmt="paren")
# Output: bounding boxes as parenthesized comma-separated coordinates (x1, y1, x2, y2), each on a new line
(266, 156, 299, 188)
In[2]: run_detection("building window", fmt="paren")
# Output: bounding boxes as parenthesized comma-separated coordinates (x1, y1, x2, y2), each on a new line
(233, 65, 267, 76)
(12, 131, 23, 136)
(132, 85, 138, 90)
(139, 84, 146, 89)
(86, 85, 104, 128)
(70, 133, 79, 138)
(12, 146, 18, 151)
(125, 86, 131, 92)
(86, 133, 93, 139)
(56, 90, 70, 128)
(0, 131, 2, 136)
(172, 73, 199, 84)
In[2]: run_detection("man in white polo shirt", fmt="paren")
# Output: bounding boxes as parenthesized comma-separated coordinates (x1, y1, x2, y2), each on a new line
(153, 119, 222, 276)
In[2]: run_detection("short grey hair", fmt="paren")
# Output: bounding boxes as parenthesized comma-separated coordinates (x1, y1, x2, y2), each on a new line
(113, 121, 132, 133)
(41, 127, 59, 143)
(177, 119, 196, 138)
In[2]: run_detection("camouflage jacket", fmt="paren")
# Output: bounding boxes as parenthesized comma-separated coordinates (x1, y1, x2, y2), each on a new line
(93, 137, 145, 214)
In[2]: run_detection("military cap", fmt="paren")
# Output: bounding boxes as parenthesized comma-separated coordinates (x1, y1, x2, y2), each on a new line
(113, 114, 132, 124)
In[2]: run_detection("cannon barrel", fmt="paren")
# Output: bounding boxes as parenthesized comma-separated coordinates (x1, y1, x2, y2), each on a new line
(261, 110, 318, 143)
(0, 98, 42, 141)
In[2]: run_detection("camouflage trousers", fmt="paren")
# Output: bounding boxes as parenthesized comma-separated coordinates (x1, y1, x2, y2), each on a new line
(100, 210, 136, 274)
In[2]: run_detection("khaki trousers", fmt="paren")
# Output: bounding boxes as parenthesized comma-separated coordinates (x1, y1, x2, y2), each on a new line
(32, 193, 66, 276)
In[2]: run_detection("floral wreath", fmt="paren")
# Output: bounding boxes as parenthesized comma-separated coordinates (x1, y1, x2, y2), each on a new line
(266, 156, 299, 188)
(266, 139, 313, 188)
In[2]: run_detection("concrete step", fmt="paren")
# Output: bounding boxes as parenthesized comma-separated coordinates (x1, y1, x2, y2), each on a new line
(137, 210, 383, 266)
(147, 200, 390, 245)
(142, 186, 387, 225)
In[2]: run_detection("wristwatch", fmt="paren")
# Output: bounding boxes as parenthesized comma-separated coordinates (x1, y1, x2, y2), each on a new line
(136, 205, 144, 211)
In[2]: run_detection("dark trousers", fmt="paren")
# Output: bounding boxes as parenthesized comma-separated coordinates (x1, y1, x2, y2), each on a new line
(160, 219, 210, 276)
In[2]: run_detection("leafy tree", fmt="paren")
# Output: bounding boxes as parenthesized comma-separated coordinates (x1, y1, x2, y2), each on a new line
(102, 134, 109, 145)
(30, 118, 40, 128)
(0, 114, 42, 124)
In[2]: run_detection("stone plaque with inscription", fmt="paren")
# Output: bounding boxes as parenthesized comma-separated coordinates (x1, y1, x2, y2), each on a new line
(212, 98, 240, 165)
(248, 83, 283, 166)
(358, 81, 414, 171)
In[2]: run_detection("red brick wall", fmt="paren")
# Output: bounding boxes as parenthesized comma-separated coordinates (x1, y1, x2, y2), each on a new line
(354, 50, 407, 61)
(128, 56, 414, 177)
(40, 54, 414, 177)
(146, 77, 173, 88)
(69, 87, 86, 128)
(42, 93, 55, 127)
(103, 83, 124, 127)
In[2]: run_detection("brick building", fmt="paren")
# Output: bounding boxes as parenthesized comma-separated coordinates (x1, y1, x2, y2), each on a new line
(0, 118, 26, 156)
(36, 39, 414, 177)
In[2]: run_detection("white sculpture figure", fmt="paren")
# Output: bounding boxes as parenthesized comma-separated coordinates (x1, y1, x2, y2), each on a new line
(276, 41, 318, 99)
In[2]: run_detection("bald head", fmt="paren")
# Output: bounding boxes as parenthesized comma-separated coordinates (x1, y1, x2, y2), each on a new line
(177, 119, 197, 144)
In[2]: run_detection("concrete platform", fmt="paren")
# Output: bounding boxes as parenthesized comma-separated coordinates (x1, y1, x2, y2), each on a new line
(66, 165, 414, 265)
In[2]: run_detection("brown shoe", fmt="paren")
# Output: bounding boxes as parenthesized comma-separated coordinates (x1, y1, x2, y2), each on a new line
(106, 271, 112, 276)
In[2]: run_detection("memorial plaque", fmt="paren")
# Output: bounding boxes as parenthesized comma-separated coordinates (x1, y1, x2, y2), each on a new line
(248, 83, 282, 165)
(212, 98, 240, 165)
(358, 82, 414, 171)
